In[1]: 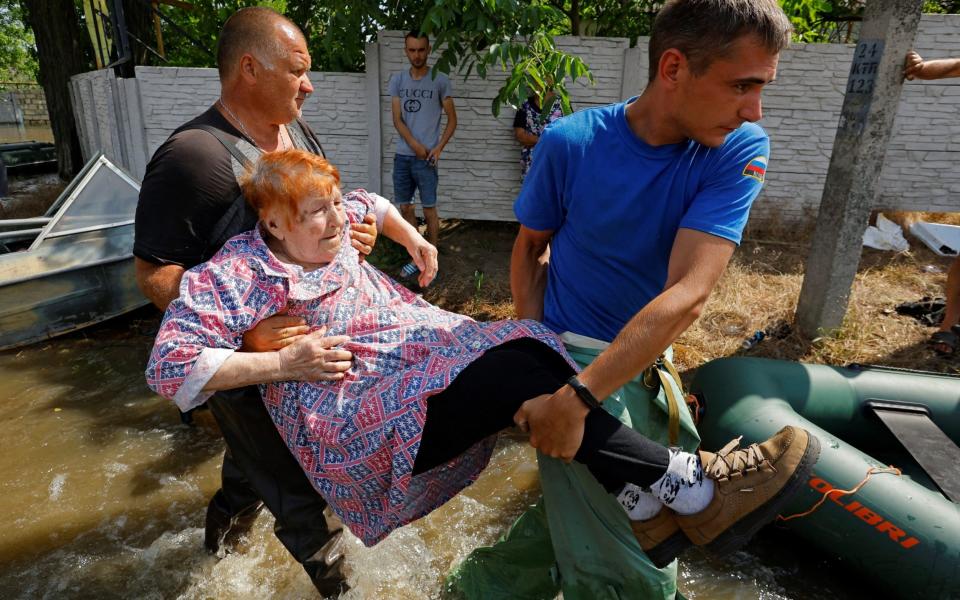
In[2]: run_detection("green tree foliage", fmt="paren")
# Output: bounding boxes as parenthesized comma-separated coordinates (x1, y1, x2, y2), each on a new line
(0, 0, 38, 82)
(286, 0, 423, 72)
(924, 0, 960, 14)
(544, 0, 658, 41)
(423, 0, 594, 117)
(148, 1, 284, 68)
(151, 0, 420, 73)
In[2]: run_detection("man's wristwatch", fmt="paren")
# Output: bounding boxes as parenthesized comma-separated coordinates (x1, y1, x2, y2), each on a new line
(566, 375, 602, 411)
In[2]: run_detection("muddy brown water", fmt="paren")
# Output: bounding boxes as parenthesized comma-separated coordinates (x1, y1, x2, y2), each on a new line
(0, 309, 868, 599)
(0, 125, 54, 144)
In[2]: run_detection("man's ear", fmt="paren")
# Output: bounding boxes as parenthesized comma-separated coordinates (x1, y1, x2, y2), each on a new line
(238, 54, 258, 83)
(657, 48, 686, 88)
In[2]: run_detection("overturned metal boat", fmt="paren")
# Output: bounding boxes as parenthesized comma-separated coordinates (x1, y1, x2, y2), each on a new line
(0, 154, 147, 350)
(0, 141, 57, 176)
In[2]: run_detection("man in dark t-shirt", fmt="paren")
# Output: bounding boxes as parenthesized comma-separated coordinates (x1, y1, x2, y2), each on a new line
(134, 8, 375, 595)
(136, 106, 329, 267)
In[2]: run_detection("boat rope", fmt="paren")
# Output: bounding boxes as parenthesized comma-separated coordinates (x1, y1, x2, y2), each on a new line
(776, 465, 902, 523)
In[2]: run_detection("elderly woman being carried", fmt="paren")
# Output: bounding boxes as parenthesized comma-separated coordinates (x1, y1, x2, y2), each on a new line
(146, 149, 819, 565)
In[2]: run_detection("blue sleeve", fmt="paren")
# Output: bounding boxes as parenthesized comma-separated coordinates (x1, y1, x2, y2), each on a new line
(388, 73, 400, 97)
(679, 125, 769, 245)
(513, 126, 566, 232)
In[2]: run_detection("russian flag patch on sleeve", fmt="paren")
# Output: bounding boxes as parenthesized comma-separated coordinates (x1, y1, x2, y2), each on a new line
(742, 156, 767, 183)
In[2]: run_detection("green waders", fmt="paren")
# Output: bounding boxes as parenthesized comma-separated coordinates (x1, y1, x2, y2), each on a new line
(445, 342, 700, 600)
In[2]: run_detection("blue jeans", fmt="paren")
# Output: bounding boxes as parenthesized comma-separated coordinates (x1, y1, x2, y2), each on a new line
(392, 154, 438, 207)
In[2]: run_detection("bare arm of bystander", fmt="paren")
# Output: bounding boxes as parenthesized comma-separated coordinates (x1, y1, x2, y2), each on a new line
(904, 50, 960, 80)
(427, 97, 458, 164)
(514, 127, 540, 148)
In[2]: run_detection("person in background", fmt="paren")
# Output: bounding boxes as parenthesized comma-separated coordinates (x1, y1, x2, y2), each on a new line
(513, 89, 565, 181)
(133, 7, 376, 595)
(904, 50, 960, 356)
(389, 30, 457, 282)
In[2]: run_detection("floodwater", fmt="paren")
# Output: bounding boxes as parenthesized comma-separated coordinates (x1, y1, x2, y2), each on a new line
(0, 124, 54, 144)
(0, 309, 867, 600)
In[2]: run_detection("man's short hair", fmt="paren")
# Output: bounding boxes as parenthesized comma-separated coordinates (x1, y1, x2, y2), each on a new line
(648, 0, 792, 82)
(217, 7, 303, 79)
(404, 30, 429, 45)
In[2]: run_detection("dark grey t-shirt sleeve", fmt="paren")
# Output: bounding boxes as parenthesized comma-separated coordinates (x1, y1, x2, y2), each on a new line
(134, 129, 239, 268)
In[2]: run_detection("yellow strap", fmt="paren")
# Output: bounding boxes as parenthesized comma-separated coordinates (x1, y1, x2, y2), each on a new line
(660, 354, 683, 391)
(654, 356, 682, 446)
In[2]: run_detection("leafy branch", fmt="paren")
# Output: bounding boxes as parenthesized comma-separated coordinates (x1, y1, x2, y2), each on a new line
(422, 0, 594, 117)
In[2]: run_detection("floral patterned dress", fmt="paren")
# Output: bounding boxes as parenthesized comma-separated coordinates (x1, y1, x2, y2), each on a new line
(146, 190, 571, 546)
(513, 96, 565, 179)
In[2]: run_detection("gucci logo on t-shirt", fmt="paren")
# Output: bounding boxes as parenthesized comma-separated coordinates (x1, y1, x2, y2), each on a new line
(404, 99, 422, 113)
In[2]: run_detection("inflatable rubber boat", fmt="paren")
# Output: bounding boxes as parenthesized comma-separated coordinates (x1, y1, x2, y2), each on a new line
(689, 357, 960, 599)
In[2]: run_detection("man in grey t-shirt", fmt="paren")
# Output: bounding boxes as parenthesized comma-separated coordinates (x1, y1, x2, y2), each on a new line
(389, 30, 457, 262)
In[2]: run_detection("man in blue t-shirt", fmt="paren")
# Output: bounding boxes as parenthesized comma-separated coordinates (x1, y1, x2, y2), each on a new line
(389, 30, 457, 258)
(451, 1, 803, 597)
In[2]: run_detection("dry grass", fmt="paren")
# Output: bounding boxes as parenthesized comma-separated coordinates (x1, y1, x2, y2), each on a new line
(406, 217, 960, 378)
(674, 241, 948, 374)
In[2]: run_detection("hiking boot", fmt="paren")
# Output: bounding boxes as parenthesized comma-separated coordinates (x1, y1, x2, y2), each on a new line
(204, 498, 264, 554)
(629, 507, 690, 568)
(675, 425, 820, 556)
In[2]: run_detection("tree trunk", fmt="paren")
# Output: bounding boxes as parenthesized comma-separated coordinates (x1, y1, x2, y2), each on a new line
(122, 0, 156, 67)
(570, 0, 581, 36)
(20, 0, 90, 180)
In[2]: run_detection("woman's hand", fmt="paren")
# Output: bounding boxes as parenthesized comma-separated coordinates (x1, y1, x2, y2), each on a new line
(350, 213, 378, 262)
(242, 313, 310, 351)
(277, 327, 352, 381)
(406, 237, 439, 288)
(513, 388, 589, 463)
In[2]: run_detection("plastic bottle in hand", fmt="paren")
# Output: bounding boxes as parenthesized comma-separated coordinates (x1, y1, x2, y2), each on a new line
(741, 330, 766, 350)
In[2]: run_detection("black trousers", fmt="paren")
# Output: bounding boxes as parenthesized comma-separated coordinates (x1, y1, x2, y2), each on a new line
(206, 387, 338, 575)
(413, 338, 671, 492)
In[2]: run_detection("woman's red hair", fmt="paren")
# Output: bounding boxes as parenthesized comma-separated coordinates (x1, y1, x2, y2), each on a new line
(240, 149, 341, 229)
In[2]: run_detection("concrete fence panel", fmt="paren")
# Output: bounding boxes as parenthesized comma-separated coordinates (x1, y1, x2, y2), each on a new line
(69, 14, 960, 225)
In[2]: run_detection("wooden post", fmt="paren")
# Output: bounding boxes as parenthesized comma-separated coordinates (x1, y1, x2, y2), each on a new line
(153, 2, 164, 58)
(795, 0, 924, 336)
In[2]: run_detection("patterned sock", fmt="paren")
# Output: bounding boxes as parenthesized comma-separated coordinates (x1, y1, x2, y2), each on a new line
(616, 483, 664, 521)
(651, 448, 715, 515)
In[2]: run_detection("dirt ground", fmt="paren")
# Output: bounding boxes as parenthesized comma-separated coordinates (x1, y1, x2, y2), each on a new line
(371, 213, 960, 379)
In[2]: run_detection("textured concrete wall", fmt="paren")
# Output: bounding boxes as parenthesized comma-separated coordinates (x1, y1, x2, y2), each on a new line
(70, 69, 124, 168)
(881, 14, 960, 214)
(0, 85, 49, 125)
(755, 14, 960, 226)
(134, 67, 369, 190)
(70, 14, 960, 224)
